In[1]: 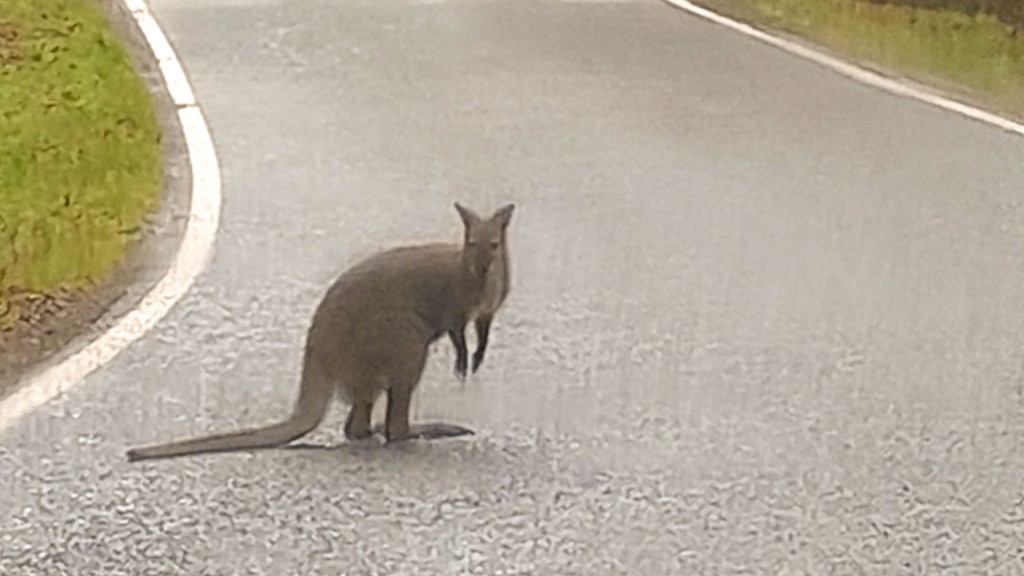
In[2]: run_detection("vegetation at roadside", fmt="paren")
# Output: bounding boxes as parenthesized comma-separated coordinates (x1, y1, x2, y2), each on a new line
(693, 0, 1024, 118)
(861, 0, 1022, 31)
(0, 0, 162, 326)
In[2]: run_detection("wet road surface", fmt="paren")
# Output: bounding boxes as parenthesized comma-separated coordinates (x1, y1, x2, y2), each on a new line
(4, 0, 1024, 573)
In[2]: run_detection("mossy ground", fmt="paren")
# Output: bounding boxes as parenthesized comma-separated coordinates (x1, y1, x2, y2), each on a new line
(0, 0, 162, 329)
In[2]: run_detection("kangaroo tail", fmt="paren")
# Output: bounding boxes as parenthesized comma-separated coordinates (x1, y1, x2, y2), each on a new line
(126, 358, 332, 462)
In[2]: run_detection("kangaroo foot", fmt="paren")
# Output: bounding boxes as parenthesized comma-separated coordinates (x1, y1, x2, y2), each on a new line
(284, 442, 336, 451)
(406, 423, 474, 440)
(373, 422, 474, 442)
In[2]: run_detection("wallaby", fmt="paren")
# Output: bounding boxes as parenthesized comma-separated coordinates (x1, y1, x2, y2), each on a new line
(125, 202, 514, 462)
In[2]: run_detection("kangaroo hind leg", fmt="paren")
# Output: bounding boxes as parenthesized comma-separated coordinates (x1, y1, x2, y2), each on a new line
(382, 346, 473, 443)
(344, 400, 374, 441)
(384, 382, 474, 442)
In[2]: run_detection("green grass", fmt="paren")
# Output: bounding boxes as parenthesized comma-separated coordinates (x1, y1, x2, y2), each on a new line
(0, 0, 161, 324)
(694, 0, 1024, 117)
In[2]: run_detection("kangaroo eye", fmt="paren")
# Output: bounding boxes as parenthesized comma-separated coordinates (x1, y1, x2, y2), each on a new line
(490, 242, 500, 249)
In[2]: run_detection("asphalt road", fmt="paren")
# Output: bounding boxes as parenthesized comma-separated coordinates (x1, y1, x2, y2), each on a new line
(5, 0, 1024, 573)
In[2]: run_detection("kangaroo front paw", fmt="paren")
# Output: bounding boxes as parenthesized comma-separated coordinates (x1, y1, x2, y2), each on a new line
(455, 356, 468, 379)
(471, 350, 485, 373)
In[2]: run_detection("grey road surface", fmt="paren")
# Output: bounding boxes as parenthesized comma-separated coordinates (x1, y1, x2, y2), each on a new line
(5, 0, 1024, 573)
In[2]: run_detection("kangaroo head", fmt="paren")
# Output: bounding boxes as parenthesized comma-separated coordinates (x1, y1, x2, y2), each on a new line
(455, 202, 515, 279)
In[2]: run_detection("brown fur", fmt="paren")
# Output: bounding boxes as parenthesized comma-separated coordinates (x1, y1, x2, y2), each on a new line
(125, 203, 514, 462)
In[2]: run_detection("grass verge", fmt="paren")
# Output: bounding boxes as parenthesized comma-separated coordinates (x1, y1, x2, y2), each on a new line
(688, 0, 1024, 119)
(0, 0, 162, 328)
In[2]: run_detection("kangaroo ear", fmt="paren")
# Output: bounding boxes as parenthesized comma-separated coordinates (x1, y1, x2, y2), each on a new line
(492, 203, 515, 229)
(454, 202, 481, 228)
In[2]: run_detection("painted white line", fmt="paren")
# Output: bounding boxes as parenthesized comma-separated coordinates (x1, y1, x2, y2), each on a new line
(128, 2, 196, 107)
(662, 0, 1024, 138)
(0, 0, 222, 432)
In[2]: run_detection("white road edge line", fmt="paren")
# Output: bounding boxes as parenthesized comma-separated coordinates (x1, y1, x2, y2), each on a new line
(0, 0, 222, 433)
(662, 0, 1024, 138)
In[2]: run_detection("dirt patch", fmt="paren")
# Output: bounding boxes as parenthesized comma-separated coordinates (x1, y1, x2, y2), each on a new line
(0, 289, 112, 386)
(0, 0, 192, 402)
(0, 19, 22, 65)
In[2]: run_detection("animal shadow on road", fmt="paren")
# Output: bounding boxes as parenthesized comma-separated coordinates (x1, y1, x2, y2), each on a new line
(279, 429, 540, 477)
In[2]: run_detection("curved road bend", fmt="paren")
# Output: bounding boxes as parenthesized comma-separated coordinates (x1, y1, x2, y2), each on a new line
(4, 0, 1024, 572)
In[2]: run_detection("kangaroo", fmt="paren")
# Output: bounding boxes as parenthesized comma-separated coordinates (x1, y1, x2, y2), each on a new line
(125, 202, 515, 462)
